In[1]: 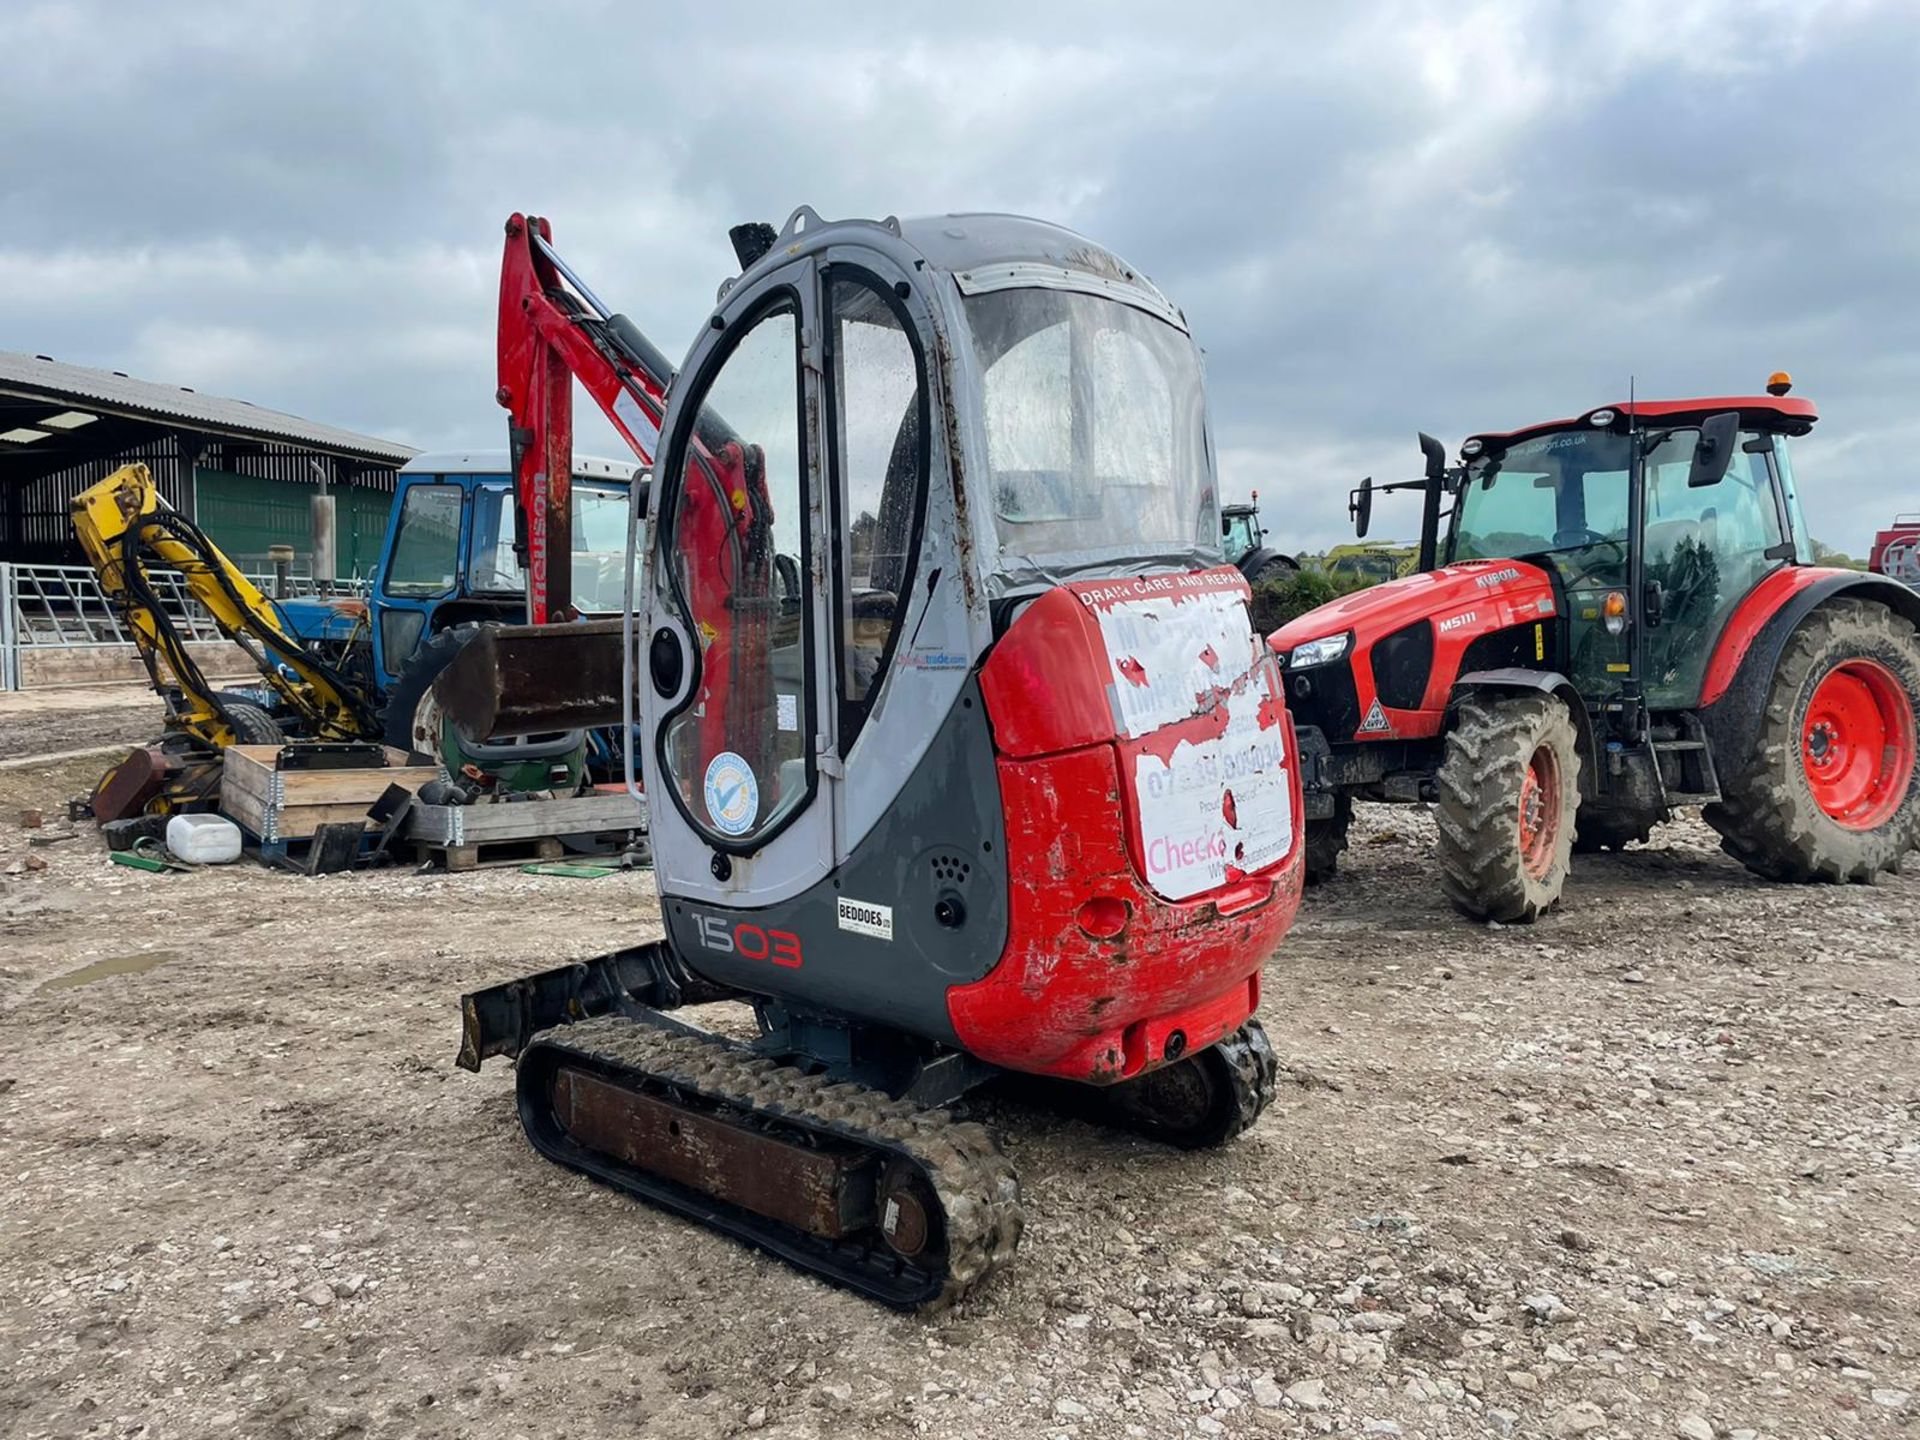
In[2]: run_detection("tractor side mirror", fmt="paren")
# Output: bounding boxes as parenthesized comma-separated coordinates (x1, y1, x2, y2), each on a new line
(1688, 411, 1741, 488)
(1350, 476, 1374, 538)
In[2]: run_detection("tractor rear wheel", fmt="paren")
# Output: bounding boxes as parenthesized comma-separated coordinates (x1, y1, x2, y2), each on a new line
(383, 624, 478, 759)
(1435, 692, 1581, 923)
(1572, 805, 1658, 854)
(1705, 599, 1920, 882)
(1304, 792, 1352, 884)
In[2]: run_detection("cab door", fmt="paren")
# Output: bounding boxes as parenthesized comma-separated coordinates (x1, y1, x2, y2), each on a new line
(641, 259, 836, 904)
(1641, 426, 1791, 709)
(818, 256, 959, 855)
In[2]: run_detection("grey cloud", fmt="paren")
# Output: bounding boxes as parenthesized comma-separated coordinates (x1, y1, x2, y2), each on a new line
(3, 0, 1916, 551)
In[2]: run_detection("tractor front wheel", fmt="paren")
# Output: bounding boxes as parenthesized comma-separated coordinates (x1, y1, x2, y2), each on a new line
(1304, 792, 1352, 884)
(1705, 599, 1920, 882)
(1435, 692, 1581, 923)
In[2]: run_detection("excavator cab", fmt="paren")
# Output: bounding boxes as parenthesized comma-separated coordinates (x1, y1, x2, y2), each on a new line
(642, 212, 1230, 905)
(634, 211, 1299, 1067)
(454, 209, 1305, 1308)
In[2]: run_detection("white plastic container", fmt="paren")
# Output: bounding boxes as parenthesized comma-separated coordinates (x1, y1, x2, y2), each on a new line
(165, 813, 244, 865)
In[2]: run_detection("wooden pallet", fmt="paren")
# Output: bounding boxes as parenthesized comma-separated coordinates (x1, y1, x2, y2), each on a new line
(404, 789, 648, 871)
(415, 834, 567, 873)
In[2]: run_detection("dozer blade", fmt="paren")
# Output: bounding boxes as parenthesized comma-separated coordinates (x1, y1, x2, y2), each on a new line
(434, 619, 625, 741)
(456, 941, 731, 1071)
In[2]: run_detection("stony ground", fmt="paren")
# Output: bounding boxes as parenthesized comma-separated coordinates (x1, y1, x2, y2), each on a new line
(0, 685, 169, 760)
(1, 726, 1917, 1440)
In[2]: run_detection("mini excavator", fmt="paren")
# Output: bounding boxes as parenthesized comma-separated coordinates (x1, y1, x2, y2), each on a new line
(453, 209, 1307, 1307)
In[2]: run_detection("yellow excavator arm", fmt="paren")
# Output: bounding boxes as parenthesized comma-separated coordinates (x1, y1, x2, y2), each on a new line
(70, 462, 378, 746)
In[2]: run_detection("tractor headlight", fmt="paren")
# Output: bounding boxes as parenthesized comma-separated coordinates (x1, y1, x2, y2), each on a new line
(1286, 632, 1353, 669)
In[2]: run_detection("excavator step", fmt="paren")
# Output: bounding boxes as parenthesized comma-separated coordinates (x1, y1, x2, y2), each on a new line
(511, 1014, 1024, 1310)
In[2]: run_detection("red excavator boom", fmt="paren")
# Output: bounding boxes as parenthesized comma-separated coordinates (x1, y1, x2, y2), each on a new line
(494, 213, 674, 622)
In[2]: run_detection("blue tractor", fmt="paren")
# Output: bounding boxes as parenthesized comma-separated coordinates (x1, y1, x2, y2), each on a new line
(280, 450, 644, 787)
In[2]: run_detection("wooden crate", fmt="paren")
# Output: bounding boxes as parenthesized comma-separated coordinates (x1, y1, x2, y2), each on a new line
(220, 745, 445, 844)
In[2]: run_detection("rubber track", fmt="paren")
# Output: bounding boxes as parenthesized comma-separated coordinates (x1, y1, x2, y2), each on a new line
(1705, 598, 1920, 883)
(1434, 692, 1580, 922)
(519, 1014, 1024, 1310)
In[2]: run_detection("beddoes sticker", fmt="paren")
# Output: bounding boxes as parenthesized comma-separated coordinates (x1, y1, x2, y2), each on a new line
(702, 751, 759, 836)
(836, 896, 894, 941)
(1073, 570, 1294, 902)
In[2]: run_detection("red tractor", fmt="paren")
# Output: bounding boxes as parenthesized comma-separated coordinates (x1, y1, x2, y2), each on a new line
(1271, 376, 1920, 921)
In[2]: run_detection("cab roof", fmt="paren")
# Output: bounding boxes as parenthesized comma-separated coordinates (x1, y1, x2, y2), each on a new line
(402, 449, 640, 481)
(741, 208, 1186, 332)
(1465, 395, 1819, 454)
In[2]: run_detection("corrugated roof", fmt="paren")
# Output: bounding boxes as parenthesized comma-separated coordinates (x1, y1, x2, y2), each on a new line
(0, 350, 417, 463)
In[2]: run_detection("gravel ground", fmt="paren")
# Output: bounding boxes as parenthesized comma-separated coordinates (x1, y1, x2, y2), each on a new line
(1, 745, 1917, 1440)
(0, 686, 169, 760)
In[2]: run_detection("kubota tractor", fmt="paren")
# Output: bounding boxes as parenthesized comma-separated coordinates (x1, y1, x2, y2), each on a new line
(1271, 376, 1920, 920)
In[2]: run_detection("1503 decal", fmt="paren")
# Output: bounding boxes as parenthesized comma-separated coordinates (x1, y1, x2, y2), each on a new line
(691, 913, 803, 967)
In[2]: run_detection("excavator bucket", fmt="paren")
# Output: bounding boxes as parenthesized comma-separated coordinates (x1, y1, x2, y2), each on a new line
(433, 619, 627, 741)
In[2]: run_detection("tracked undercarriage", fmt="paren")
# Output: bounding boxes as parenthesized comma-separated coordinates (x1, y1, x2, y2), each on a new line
(460, 945, 1277, 1308)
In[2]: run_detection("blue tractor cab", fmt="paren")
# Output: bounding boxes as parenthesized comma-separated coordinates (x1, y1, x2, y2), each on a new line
(280, 451, 644, 778)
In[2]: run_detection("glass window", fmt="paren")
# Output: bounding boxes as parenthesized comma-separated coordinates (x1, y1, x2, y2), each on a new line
(660, 301, 809, 845)
(1643, 429, 1786, 706)
(1773, 436, 1814, 564)
(384, 484, 462, 596)
(463, 482, 634, 613)
(465, 483, 519, 593)
(829, 274, 925, 731)
(1454, 429, 1631, 568)
(963, 287, 1215, 568)
(1223, 510, 1258, 557)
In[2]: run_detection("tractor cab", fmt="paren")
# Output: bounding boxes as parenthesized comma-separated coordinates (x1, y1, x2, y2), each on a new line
(1220, 494, 1299, 585)
(1447, 394, 1817, 714)
(1340, 384, 1820, 724)
(365, 452, 642, 691)
(1222, 501, 1262, 561)
(280, 451, 644, 693)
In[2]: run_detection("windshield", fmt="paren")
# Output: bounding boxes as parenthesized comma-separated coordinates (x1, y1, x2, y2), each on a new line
(963, 287, 1216, 580)
(468, 481, 632, 613)
(1222, 510, 1258, 557)
(1453, 427, 1651, 586)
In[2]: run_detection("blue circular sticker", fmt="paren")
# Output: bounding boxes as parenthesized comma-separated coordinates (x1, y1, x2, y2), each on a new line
(703, 751, 759, 836)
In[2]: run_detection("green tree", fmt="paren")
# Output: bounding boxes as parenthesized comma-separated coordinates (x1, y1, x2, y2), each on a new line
(1810, 538, 1864, 570)
(1249, 566, 1371, 635)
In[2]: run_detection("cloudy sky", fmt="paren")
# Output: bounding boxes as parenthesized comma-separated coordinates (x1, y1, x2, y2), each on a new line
(4, 0, 1917, 554)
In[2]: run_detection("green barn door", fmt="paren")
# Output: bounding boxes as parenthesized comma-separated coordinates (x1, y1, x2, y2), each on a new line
(193, 468, 395, 582)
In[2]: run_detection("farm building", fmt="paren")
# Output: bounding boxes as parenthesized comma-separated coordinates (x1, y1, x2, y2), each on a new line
(0, 350, 415, 577)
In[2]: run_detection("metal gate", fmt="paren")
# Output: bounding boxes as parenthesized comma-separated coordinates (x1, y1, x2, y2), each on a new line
(0, 561, 366, 692)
